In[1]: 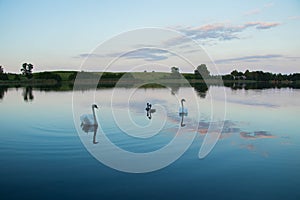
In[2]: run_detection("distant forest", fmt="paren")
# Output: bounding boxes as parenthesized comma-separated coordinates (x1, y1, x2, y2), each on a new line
(221, 69, 300, 82)
(0, 63, 299, 83)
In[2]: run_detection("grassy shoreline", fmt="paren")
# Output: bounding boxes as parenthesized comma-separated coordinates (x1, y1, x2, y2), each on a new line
(1, 71, 299, 88)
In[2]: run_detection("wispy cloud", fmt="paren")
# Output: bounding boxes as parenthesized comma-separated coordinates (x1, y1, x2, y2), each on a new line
(75, 21, 281, 62)
(246, 21, 280, 29)
(215, 54, 283, 64)
(76, 53, 105, 58)
(165, 21, 280, 47)
(175, 24, 243, 41)
(215, 54, 300, 65)
(243, 2, 274, 16)
(75, 48, 173, 62)
(113, 48, 171, 61)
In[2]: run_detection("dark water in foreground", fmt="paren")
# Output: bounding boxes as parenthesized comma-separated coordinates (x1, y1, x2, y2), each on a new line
(0, 86, 299, 199)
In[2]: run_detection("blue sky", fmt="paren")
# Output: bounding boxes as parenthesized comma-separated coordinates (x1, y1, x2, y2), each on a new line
(0, 0, 299, 74)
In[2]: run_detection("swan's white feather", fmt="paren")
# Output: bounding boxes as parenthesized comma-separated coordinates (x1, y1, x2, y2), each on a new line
(179, 107, 188, 114)
(80, 114, 96, 125)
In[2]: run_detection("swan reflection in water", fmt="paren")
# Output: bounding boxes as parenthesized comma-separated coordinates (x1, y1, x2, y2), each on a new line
(145, 102, 156, 119)
(179, 99, 188, 127)
(179, 112, 187, 127)
(80, 104, 99, 144)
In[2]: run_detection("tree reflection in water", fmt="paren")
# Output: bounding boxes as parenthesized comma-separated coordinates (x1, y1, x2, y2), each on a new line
(170, 84, 180, 95)
(0, 86, 8, 100)
(192, 83, 209, 98)
(22, 86, 34, 102)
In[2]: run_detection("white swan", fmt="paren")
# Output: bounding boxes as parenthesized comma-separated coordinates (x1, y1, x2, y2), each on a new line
(179, 99, 188, 115)
(80, 104, 98, 126)
(80, 123, 99, 144)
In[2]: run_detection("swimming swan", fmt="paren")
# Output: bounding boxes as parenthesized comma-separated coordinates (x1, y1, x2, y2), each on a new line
(80, 104, 98, 126)
(146, 103, 156, 119)
(179, 99, 188, 115)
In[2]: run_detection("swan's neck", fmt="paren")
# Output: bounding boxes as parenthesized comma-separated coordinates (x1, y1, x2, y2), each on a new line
(92, 107, 98, 125)
(93, 125, 98, 144)
(181, 101, 184, 109)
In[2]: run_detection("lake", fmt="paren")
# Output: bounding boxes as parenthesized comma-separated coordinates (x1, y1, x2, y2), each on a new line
(0, 85, 299, 199)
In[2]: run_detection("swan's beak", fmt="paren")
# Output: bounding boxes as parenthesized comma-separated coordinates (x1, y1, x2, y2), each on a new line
(95, 105, 98, 109)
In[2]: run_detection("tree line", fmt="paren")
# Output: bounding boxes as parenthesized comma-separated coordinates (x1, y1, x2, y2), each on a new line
(1, 63, 299, 82)
(222, 69, 300, 82)
(170, 64, 300, 82)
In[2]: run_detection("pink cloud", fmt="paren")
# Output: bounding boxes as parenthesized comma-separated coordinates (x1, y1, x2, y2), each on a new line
(255, 22, 280, 29)
(163, 21, 281, 47)
(245, 21, 280, 29)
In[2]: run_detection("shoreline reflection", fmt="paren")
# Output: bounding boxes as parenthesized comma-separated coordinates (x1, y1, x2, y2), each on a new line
(0, 82, 299, 102)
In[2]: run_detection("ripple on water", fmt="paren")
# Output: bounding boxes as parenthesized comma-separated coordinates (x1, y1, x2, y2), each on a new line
(0, 120, 87, 161)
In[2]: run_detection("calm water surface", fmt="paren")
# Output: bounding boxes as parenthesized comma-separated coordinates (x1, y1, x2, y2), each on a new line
(0, 86, 299, 199)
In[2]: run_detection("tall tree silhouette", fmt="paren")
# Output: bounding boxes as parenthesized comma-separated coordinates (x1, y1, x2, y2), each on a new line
(0, 65, 8, 80)
(194, 64, 210, 79)
(21, 63, 34, 79)
(170, 66, 181, 78)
